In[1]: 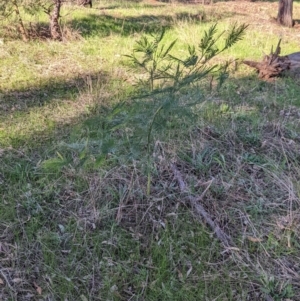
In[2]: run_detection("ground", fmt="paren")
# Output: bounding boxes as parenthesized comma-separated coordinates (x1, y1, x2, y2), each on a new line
(1, 1, 300, 300)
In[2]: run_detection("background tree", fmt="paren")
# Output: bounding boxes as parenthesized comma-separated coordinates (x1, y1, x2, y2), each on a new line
(0, 0, 69, 41)
(277, 0, 293, 27)
(29, 0, 64, 40)
(43, 0, 64, 40)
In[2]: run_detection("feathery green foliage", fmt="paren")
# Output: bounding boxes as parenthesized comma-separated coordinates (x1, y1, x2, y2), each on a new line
(125, 23, 248, 193)
(126, 23, 248, 94)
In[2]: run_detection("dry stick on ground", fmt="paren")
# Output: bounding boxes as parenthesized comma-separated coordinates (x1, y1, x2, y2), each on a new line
(170, 163, 233, 248)
(171, 163, 278, 300)
(243, 39, 300, 81)
(0, 269, 16, 293)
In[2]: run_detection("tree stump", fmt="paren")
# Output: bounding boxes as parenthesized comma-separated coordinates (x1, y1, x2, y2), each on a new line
(78, 0, 92, 7)
(243, 40, 300, 81)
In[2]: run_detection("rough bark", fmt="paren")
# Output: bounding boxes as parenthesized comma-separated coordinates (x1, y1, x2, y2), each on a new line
(277, 0, 293, 27)
(243, 40, 300, 81)
(50, 0, 62, 41)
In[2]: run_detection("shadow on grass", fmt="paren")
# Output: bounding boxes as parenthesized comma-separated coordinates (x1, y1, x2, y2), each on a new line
(96, 3, 166, 10)
(69, 14, 172, 37)
(97, 5, 121, 10)
(0, 71, 109, 118)
(2, 71, 300, 301)
(69, 10, 239, 38)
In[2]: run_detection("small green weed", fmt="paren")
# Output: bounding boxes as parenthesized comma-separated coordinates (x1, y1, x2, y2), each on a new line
(260, 274, 294, 301)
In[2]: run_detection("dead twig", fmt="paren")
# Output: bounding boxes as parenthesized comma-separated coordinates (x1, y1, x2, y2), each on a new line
(0, 269, 16, 293)
(170, 163, 233, 248)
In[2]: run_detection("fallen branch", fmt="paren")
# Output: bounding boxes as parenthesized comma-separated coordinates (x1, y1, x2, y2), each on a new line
(243, 39, 300, 81)
(170, 163, 233, 248)
(170, 163, 287, 300)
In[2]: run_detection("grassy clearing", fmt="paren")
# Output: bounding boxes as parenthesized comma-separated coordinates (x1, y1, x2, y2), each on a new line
(1, 0, 300, 300)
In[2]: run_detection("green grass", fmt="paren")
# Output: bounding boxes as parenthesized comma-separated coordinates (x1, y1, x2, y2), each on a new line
(1, 0, 300, 300)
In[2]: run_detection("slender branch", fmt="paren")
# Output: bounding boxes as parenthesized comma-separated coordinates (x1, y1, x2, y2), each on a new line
(11, 0, 28, 42)
(0, 269, 16, 293)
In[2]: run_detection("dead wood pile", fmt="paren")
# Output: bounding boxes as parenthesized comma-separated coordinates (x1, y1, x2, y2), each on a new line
(243, 40, 300, 81)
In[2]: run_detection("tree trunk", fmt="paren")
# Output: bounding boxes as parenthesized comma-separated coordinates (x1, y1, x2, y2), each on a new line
(277, 0, 293, 27)
(50, 0, 62, 41)
(12, 0, 28, 42)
